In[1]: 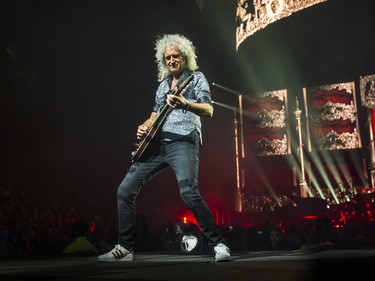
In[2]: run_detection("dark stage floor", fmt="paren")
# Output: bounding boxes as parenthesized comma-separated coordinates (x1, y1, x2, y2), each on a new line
(1, 247, 375, 281)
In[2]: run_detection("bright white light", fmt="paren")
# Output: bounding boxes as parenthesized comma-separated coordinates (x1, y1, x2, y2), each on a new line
(181, 235, 198, 252)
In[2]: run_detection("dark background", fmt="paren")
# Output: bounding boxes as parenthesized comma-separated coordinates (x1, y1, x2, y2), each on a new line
(1, 0, 374, 232)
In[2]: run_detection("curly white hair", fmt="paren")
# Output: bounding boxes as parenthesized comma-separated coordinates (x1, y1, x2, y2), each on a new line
(154, 33, 199, 82)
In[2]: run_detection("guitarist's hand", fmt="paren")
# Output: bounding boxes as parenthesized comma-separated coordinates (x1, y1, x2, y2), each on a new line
(167, 94, 189, 109)
(136, 114, 156, 140)
(136, 124, 149, 140)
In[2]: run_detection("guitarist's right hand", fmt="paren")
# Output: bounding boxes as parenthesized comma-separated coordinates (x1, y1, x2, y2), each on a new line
(136, 124, 149, 140)
(136, 113, 156, 140)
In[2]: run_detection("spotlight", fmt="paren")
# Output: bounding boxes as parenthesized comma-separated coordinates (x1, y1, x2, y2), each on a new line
(181, 234, 199, 252)
(160, 220, 201, 252)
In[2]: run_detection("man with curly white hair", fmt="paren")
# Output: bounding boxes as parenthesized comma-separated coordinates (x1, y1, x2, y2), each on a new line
(98, 33, 231, 262)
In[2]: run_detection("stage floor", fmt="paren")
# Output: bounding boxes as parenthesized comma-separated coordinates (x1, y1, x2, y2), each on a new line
(1, 247, 374, 281)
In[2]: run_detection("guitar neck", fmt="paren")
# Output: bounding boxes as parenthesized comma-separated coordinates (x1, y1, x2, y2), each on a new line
(150, 74, 194, 128)
(130, 74, 194, 162)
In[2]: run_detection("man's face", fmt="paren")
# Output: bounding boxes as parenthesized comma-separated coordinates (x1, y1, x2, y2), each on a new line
(164, 47, 185, 75)
(269, 230, 281, 246)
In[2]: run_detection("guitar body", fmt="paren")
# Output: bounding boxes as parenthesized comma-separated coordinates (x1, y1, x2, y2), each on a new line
(130, 120, 163, 162)
(131, 74, 194, 163)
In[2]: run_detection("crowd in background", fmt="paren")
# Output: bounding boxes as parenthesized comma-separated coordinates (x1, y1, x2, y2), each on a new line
(0, 175, 118, 258)
(1, 176, 374, 258)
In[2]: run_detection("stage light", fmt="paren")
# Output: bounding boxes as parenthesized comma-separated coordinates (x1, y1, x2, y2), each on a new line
(181, 235, 199, 252)
(160, 220, 202, 252)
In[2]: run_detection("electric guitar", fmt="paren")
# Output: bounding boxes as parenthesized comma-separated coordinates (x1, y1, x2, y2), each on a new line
(131, 74, 194, 163)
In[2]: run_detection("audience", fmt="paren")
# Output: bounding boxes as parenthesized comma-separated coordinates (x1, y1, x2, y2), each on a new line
(0, 176, 374, 258)
(62, 219, 98, 254)
(283, 224, 302, 250)
(0, 224, 17, 257)
(257, 224, 285, 251)
(91, 225, 112, 254)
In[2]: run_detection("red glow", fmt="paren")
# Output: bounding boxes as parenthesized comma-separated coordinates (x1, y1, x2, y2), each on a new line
(90, 221, 96, 233)
(301, 215, 319, 219)
(175, 212, 198, 227)
(174, 208, 232, 228)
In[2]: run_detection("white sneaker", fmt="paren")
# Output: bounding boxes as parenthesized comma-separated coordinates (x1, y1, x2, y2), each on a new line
(97, 244, 134, 262)
(214, 243, 231, 262)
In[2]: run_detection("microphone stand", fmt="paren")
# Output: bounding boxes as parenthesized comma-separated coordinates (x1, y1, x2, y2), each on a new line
(294, 97, 309, 197)
(212, 100, 244, 212)
(212, 83, 246, 212)
(360, 74, 375, 188)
